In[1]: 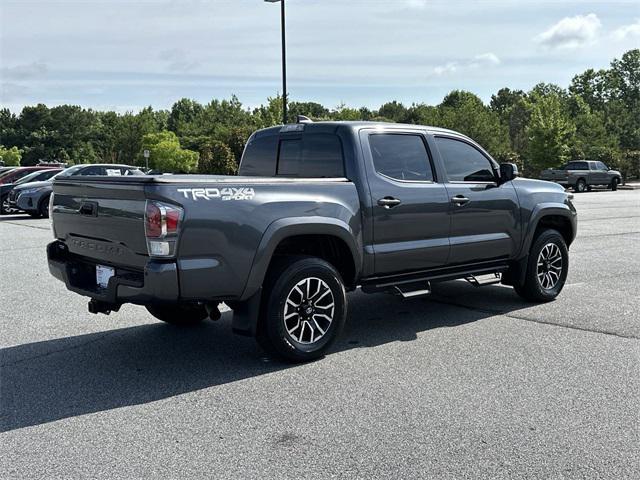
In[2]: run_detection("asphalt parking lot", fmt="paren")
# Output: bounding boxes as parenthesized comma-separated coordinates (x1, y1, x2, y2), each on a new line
(1, 189, 639, 479)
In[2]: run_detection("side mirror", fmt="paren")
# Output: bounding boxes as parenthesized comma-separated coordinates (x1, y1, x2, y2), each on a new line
(499, 163, 519, 182)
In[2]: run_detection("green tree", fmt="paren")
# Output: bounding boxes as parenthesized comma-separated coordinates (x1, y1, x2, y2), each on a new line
(141, 131, 198, 173)
(331, 103, 363, 121)
(493, 150, 525, 175)
(403, 103, 440, 125)
(288, 101, 330, 120)
(377, 101, 407, 122)
(569, 68, 611, 111)
(168, 98, 204, 137)
(0, 145, 22, 166)
(198, 141, 237, 175)
(526, 92, 575, 171)
(437, 91, 509, 154)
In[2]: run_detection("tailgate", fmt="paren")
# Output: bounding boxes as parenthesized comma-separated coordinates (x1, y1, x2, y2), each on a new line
(52, 177, 149, 269)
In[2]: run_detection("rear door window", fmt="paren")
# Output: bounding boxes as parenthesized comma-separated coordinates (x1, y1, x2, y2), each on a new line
(369, 134, 433, 182)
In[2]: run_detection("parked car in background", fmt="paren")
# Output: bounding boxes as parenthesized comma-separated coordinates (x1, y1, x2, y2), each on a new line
(0, 166, 60, 185)
(540, 160, 622, 192)
(0, 166, 17, 176)
(0, 168, 62, 214)
(8, 164, 143, 218)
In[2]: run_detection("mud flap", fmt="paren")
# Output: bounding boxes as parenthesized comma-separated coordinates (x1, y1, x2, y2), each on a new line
(231, 288, 263, 337)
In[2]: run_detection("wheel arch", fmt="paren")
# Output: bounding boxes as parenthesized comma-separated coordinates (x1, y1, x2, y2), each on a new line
(240, 217, 362, 301)
(521, 204, 576, 257)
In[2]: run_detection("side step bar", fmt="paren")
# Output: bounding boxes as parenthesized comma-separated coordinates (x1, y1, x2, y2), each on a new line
(362, 263, 509, 294)
(465, 273, 502, 287)
(393, 282, 431, 298)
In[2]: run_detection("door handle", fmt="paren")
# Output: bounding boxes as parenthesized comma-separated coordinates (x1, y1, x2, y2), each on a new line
(451, 195, 470, 206)
(79, 201, 97, 216)
(377, 197, 401, 208)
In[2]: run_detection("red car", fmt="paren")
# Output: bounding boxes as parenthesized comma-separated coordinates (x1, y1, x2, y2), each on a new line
(0, 166, 63, 185)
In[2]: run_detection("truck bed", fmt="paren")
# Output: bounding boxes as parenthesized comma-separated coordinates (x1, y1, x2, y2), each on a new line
(50, 174, 360, 303)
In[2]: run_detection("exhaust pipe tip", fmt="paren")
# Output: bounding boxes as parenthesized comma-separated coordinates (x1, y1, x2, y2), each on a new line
(205, 302, 221, 321)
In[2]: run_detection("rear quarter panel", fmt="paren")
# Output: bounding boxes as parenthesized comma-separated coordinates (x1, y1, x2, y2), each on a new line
(148, 178, 362, 301)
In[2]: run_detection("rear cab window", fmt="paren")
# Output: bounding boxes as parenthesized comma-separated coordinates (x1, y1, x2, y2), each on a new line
(565, 161, 588, 170)
(277, 134, 344, 177)
(240, 128, 345, 178)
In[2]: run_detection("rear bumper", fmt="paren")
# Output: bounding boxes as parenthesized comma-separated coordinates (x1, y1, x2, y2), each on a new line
(47, 240, 180, 306)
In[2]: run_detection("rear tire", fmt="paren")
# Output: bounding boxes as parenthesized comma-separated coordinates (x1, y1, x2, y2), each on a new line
(514, 229, 569, 302)
(146, 304, 208, 326)
(256, 256, 347, 362)
(574, 179, 586, 193)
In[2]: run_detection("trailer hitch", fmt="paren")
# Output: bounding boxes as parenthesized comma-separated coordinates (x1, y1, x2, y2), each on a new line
(88, 299, 121, 315)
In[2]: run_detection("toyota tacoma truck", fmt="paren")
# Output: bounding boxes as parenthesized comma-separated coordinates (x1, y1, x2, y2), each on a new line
(540, 160, 621, 192)
(48, 121, 577, 362)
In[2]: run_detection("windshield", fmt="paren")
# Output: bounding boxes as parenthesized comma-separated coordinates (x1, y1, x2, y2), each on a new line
(15, 170, 51, 185)
(0, 169, 17, 179)
(55, 165, 85, 178)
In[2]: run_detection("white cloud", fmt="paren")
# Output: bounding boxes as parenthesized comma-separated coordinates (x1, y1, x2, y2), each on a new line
(1, 62, 48, 81)
(535, 13, 602, 49)
(471, 53, 501, 67)
(404, 0, 428, 9)
(612, 19, 640, 41)
(158, 48, 201, 72)
(430, 53, 501, 77)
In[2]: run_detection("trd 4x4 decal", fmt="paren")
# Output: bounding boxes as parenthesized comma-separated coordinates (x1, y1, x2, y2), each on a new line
(177, 187, 255, 201)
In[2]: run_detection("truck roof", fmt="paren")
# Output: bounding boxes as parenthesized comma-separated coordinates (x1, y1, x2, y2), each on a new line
(254, 121, 469, 139)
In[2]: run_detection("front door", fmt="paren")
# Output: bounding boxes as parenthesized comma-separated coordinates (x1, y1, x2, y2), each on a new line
(361, 130, 451, 275)
(592, 161, 610, 185)
(431, 135, 521, 266)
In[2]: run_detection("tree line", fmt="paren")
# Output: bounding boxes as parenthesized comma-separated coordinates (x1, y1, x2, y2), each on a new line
(1, 49, 638, 180)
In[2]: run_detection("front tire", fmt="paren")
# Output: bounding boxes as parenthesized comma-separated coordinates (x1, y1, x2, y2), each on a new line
(146, 304, 208, 326)
(257, 257, 347, 362)
(39, 194, 51, 218)
(514, 229, 569, 302)
(611, 178, 619, 191)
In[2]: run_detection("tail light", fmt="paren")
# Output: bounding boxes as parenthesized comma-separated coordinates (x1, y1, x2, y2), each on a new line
(49, 193, 56, 236)
(144, 200, 183, 257)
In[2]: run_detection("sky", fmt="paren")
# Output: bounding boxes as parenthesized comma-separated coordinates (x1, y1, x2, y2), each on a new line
(1, 0, 639, 113)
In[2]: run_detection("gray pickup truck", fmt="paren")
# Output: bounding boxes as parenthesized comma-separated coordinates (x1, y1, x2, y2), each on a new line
(48, 121, 577, 361)
(540, 160, 621, 192)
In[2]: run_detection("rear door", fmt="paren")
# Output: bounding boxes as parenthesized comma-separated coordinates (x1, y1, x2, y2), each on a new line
(432, 135, 520, 265)
(360, 129, 450, 275)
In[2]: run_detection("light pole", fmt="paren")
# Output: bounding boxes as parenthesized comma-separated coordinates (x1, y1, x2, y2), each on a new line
(265, 0, 287, 125)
